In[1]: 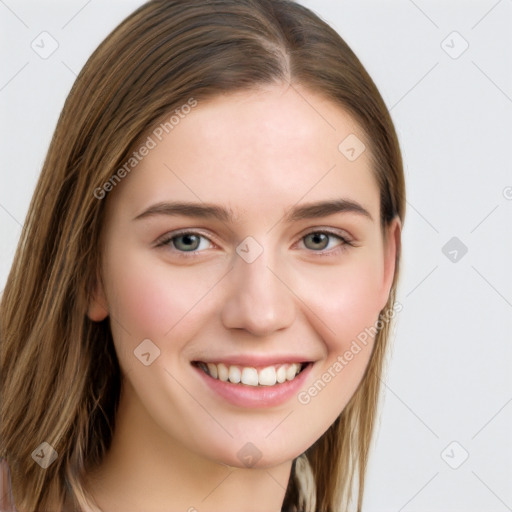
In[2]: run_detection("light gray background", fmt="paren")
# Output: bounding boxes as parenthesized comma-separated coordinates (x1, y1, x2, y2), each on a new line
(1, 1, 511, 511)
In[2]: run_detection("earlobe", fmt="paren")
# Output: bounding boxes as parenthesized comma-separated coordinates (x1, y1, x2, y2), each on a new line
(87, 271, 109, 322)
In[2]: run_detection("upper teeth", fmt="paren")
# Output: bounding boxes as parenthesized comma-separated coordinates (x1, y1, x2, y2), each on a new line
(199, 362, 303, 386)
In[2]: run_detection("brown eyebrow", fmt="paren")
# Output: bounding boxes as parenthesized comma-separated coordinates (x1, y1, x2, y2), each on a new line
(133, 198, 373, 223)
(285, 199, 373, 222)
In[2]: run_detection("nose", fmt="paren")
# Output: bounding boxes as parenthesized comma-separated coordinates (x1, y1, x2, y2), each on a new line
(220, 245, 296, 336)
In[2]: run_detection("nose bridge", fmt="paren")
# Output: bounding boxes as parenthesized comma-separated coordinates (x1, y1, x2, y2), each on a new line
(220, 239, 295, 335)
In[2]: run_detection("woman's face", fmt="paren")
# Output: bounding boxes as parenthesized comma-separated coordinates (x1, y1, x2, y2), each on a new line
(89, 83, 399, 469)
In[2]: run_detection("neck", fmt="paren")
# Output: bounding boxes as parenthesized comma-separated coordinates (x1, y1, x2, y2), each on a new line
(83, 380, 292, 512)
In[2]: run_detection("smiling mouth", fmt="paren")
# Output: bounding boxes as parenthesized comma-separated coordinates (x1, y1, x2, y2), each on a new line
(192, 361, 311, 387)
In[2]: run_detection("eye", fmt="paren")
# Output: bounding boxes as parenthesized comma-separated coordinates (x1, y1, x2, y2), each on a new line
(299, 230, 352, 253)
(156, 231, 213, 253)
(155, 228, 353, 257)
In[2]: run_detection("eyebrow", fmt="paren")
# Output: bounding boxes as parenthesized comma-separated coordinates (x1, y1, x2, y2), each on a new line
(133, 198, 373, 223)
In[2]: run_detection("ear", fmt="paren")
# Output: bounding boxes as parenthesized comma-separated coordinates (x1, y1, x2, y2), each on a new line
(378, 216, 402, 311)
(87, 268, 109, 322)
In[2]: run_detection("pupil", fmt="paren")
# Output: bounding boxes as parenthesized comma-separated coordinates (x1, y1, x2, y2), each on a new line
(178, 234, 199, 251)
(309, 233, 327, 249)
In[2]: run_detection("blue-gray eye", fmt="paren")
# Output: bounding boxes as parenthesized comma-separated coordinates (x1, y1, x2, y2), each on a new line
(172, 233, 202, 251)
(156, 231, 214, 254)
(302, 232, 344, 251)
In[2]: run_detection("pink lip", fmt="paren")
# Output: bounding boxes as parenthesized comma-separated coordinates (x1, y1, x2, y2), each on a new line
(192, 362, 313, 408)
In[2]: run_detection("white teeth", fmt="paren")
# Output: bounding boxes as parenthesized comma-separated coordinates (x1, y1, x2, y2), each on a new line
(258, 366, 277, 386)
(217, 363, 229, 382)
(207, 363, 218, 379)
(241, 367, 259, 386)
(276, 365, 287, 383)
(286, 363, 299, 381)
(198, 361, 305, 386)
(228, 365, 241, 383)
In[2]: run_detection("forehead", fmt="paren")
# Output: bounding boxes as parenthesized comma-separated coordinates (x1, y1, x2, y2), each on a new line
(106, 84, 380, 223)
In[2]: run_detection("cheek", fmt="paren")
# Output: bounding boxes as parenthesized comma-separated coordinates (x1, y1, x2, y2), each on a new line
(333, 263, 385, 342)
(290, 252, 386, 418)
(102, 248, 223, 357)
(295, 250, 386, 349)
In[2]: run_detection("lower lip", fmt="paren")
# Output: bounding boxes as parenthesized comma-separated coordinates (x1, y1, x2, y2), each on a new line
(193, 363, 313, 409)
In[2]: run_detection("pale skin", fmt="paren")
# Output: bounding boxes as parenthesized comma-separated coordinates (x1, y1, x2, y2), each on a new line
(85, 83, 400, 512)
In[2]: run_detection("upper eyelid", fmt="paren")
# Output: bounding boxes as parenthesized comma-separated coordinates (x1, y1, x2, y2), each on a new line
(299, 227, 352, 240)
(156, 228, 218, 246)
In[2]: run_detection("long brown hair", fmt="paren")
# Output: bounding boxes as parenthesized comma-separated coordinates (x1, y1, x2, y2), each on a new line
(0, 1, 405, 510)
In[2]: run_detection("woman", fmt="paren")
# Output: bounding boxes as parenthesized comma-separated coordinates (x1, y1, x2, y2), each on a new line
(0, 0, 405, 510)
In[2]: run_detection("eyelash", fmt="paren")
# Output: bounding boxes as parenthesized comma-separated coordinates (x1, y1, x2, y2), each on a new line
(155, 228, 354, 258)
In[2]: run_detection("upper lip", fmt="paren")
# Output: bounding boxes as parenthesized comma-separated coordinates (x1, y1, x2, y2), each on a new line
(192, 355, 314, 367)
